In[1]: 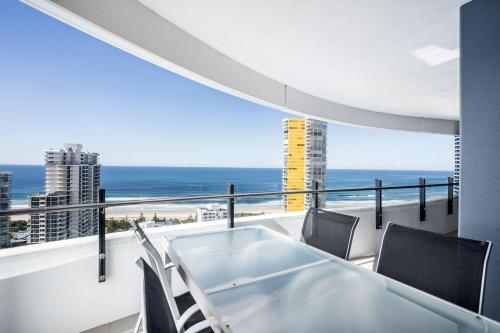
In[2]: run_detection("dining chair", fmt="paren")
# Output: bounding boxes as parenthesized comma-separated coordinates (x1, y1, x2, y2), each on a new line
(129, 221, 209, 331)
(135, 257, 212, 333)
(376, 222, 492, 313)
(301, 207, 360, 260)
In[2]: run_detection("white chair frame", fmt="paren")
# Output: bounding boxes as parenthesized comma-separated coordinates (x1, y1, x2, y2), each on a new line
(135, 258, 211, 333)
(130, 221, 209, 332)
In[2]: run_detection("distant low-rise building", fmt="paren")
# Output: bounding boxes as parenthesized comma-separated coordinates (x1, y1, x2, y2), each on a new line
(0, 172, 11, 248)
(30, 192, 69, 243)
(10, 231, 29, 248)
(138, 220, 172, 229)
(197, 204, 228, 222)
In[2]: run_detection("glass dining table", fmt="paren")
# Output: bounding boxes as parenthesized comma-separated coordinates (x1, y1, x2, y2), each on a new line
(163, 226, 500, 333)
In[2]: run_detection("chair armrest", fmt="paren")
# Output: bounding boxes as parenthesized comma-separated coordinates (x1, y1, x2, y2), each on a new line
(176, 304, 201, 331)
(184, 319, 211, 333)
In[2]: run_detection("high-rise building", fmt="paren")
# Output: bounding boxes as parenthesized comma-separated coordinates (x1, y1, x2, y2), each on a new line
(30, 144, 100, 243)
(0, 172, 11, 248)
(282, 118, 327, 212)
(305, 118, 328, 208)
(282, 119, 305, 212)
(454, 135, 460, 195)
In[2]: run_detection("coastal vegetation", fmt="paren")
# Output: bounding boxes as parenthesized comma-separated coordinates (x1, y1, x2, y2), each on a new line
(235, 212, 265, 218)
(13, 211, 265, 235)
(10, 220, 28, 232)
(105, 212, 197, 233)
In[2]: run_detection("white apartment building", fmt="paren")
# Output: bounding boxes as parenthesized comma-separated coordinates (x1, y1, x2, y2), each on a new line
(197, 204, 228, 222)
(30, 144, 100, 243)
(304, 118, 328, 209)
(138, 220, 172, 229)
(0, 172, 11, 248)
(30, 193, 68, 243)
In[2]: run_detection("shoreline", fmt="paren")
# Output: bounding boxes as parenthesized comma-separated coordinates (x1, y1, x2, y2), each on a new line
(6, 198, 440, 221)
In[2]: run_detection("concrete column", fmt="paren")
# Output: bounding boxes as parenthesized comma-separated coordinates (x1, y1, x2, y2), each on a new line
(460, 0, 500, 320)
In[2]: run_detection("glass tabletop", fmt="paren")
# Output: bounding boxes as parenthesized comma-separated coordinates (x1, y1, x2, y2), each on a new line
(166, 227, 327, 292)
(165, 226, 500, 333)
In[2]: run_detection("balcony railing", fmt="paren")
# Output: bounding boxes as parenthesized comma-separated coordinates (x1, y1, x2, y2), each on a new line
(0, 177, 457, 282)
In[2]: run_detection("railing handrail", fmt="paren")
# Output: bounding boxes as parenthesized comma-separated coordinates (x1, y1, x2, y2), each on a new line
(0, 182, 458, 217)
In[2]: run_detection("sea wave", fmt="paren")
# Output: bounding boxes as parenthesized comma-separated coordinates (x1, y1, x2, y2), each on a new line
(10, 196, 444, 209)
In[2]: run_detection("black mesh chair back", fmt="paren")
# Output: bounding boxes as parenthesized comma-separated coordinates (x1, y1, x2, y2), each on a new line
(376, 223, 492, 314)
(138, 257, 177, 333)
(301, 207, 360, 260)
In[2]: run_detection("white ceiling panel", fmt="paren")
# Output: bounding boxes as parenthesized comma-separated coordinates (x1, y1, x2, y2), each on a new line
(139, 0, 460, 120)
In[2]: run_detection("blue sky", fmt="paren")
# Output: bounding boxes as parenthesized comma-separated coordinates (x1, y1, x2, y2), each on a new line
(0, 0, 453, 170)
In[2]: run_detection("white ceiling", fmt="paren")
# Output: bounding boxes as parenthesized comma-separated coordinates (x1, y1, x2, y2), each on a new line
(139, 0, 460, 120)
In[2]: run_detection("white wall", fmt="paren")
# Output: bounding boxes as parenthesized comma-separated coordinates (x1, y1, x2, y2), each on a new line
(241, 198, 458, 259)
(346, 198, 458, 258)
(0, 199, 457, 332)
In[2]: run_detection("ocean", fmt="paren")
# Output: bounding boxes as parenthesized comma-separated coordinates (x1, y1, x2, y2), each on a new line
(1, 165, 453, 209)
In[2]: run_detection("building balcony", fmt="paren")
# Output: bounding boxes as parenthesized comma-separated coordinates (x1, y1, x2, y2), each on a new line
(0, 195, 458, 333)
(4, 0, 500, 330)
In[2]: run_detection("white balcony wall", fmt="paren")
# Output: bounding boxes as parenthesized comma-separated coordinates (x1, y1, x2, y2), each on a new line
(0, 199, 457, 333)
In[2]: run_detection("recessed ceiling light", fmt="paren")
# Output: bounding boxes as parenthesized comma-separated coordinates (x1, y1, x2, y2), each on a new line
(413, 46, 460, 66)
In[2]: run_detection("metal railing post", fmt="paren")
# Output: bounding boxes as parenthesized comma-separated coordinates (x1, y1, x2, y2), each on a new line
(313, 180, 319, 209)
(448, 177, 454, 214)
(98, 188, 106, 283)
(375, 179, 382, 229)
(419, 178, 426, 221)
(227, 183, 234, 228)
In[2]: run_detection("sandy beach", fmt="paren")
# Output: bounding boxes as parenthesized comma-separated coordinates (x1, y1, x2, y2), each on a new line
(10, 199, 419, 221)
(104, 200, 384, 220)
(105, 201, 284, 220)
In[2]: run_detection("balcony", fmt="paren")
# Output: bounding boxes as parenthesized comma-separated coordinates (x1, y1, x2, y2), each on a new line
(0, 180, 460, 332)
(2, 0, 500, 331)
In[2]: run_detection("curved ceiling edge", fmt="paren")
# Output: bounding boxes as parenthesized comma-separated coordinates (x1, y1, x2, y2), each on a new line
(23, 0, 459, 135)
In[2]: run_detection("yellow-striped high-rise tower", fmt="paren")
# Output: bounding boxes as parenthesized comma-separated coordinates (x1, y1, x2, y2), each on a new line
(282, 118, 327, 212)
(282, 119, 305, 211)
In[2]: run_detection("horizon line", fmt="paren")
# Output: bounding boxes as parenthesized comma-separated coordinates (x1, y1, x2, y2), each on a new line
(0, 163, 453, 173)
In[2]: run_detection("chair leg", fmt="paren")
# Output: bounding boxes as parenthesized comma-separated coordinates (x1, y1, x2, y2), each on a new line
(134, 314, 142, 333)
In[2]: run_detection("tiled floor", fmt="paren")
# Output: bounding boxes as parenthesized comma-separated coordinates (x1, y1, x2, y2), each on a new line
(83, 314, 138, 333)
(351, 255, 377, 271)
